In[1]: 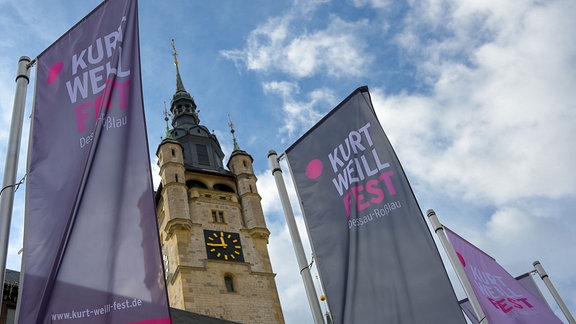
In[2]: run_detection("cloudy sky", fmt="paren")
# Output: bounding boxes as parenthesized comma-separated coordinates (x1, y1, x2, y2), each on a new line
(1, 0, 575, 323)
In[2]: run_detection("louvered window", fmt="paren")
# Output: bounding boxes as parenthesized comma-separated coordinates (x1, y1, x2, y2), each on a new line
(196, 144, 210, 166)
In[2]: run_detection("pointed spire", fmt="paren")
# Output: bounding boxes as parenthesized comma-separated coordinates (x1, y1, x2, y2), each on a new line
(163, 101, 171, 138)
(226, 114, 253, 169)
(228, 114, 240, 151)
(169, 39, 199, 126)
(171, 39, 186, 93)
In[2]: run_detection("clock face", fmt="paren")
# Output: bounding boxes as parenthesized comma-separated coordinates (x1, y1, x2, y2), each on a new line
(204, 230, 244, 262)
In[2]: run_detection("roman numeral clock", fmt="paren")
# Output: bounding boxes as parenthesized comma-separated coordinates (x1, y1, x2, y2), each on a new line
(204, 230, 244, 262)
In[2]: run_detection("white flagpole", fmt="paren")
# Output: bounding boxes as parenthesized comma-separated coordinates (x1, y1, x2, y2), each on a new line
(0, 56, 32, 307)
(427, 209, 489, 324)
(533, 260, 575, 324)
(268, 150, 324, 324)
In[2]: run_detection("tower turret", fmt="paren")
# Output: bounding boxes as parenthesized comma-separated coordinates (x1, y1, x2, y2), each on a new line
(226, 116, 268, 231)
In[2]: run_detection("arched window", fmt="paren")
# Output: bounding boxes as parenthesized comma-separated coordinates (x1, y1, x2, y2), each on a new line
(186, 180, 207, 189)
(213, 183, 234, 193)
(224, 274, 235, 292)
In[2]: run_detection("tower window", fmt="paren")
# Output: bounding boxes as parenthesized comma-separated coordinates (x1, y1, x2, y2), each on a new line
(211, 210, 225, 223)
(171, 149, 175, 157)
(224, 275, 235, 292)
(175, 174, 179, 183)
(243, 160, 247, 168)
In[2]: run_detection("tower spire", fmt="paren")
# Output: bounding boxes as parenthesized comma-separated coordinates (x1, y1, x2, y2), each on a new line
(228, 114, 240, 151)
(169, 38, 199, 127)
(171, 39, 186, 93)
(163, 101, 171, 138)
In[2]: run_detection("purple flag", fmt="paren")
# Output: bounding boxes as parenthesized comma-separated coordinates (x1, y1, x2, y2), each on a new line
(460, 272, 553, 323)
(445, 227, 562, 324)
(19, 0, 171, 323)
(285, 87, 466, 324)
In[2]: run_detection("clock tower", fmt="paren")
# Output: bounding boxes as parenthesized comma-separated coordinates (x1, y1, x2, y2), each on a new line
(155, 42, 284, 323)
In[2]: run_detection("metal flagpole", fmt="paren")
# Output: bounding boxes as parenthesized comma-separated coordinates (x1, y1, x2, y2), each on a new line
(0, 56, 32, 308)
(268, 150, 324, 324)
(533, 260, 575, 324)
(427, 209, 489, 324)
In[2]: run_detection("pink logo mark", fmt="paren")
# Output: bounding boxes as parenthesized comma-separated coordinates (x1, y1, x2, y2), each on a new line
(47, 62, 64, 85)
(456, 251, 466, 267)
(306, 159, 323, 179)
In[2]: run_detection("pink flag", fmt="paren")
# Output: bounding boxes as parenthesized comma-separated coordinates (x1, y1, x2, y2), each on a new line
(445, 227, 562, 323)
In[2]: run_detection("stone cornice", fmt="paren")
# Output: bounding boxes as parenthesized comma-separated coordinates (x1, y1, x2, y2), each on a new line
(164, 218, 194, 239)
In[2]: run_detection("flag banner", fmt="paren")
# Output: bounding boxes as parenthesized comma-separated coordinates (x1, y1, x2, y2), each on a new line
(19, 0, 171, 323)
(445, 227, 562, 324)
(285, 86, 465, 324)
(459, 272, 553, 323)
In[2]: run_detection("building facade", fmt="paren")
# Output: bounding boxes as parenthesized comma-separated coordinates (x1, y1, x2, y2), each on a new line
(1, 269, 18, 324)
(155, 51, 284, 324)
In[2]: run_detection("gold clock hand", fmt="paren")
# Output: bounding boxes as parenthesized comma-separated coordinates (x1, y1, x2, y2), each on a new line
(219, 236, 228, 248)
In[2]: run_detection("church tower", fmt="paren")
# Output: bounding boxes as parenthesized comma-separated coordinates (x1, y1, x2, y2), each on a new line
(155, 41, 284, 324)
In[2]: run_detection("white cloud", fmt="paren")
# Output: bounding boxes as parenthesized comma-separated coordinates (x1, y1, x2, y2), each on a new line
(262, 81, 336, 138)
(375, 0, 576, 205)
(221, 11, 372, 79)
(352, 0, 391, 9)
(220, 0, 378, 146)
(283, 17, 372, 78)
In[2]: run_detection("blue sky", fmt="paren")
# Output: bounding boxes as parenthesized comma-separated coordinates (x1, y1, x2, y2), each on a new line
(1, 0, 575, 323)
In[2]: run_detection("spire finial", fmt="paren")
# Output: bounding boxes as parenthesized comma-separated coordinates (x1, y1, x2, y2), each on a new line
(171, 38, 179, 66)
(163, 101, 171, 138)
(171, 39, 185, 92)
(228, 113, 240, 151)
